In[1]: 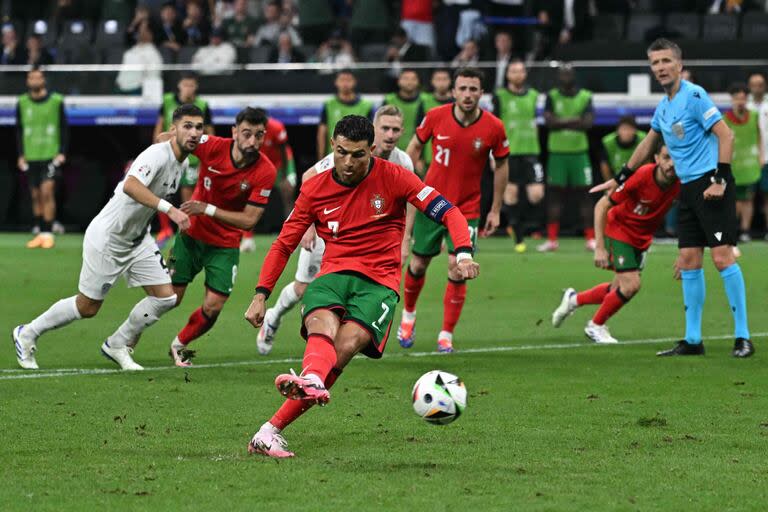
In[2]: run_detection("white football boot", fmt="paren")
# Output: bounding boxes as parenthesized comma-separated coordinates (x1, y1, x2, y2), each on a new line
(584, 320, 618, 344)
(101, 340, 143, 370)
(256, 307, 280, 355)
(12, 325, 39, 370)
(552, 288, 577, 327)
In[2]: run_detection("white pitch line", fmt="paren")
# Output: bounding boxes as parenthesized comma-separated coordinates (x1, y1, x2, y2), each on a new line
(1, 331, 765, 381)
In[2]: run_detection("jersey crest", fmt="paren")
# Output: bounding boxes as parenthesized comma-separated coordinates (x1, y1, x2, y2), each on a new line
(240, 179, 250, 192)
(473, 137, 483, 151)
(370, 193, 386, 215)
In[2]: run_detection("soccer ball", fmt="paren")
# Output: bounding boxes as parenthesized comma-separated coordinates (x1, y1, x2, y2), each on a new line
(411, 370, 467, 425)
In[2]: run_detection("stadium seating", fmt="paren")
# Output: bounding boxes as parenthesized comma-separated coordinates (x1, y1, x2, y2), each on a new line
(740, 13, 768, 42)
(701, 14, 738, 41)
(625, 13, 663, 42)
(666, 13, 700, 40)
(25, 19, 58, 49)
(591, 14, 626, 41)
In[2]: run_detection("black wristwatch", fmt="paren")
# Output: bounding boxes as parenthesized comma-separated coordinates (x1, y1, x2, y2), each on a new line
(711, 162, 731, 185)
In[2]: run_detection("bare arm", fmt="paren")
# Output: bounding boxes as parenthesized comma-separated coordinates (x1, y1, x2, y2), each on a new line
(406, 135, 425, 176)
(152, 116, 164, 143)
(599, 161, 613, 183)
(711, 120, 734, 164)
(124, 175, 190, 230)
(180, 201, 264, 231)
(484, 156, 509, 235)
(316, 124, 328, 161)
(593, 195, 612, 269)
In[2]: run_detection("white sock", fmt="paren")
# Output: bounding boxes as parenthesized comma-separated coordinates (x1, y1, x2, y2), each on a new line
(27, 296, 82, 338)
(402, 310, 416, 323)
(262, 421, 281, 434)
(107, 295, 177, 348)
(438, 330, 453, 341)
(273, 282, 300, 319)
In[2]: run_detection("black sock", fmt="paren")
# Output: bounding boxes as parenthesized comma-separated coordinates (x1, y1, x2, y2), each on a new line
(503, 203, 523, 244)
(34, 216, 42, 230)
(41, 220, 53, 233)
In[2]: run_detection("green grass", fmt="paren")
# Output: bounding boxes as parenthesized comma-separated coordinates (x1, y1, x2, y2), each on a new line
(1, 233, 767, 511)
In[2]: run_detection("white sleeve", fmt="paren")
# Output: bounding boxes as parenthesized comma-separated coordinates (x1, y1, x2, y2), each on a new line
(126, 146, 161, 186)
(399, 151, 415, 173)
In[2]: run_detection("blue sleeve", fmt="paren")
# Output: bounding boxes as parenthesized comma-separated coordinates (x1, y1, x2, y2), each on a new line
(650, 105, 661, 132)
(691, 87, 721, 131)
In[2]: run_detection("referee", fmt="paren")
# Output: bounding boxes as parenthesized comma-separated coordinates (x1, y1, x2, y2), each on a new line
(593, 39, 752, 357)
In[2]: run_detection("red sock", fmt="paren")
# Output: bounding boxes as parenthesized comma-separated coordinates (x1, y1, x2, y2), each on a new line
(302, 333, 337, 381)
(403, 267, 426, 313)
(593, 288, 630, 325)
(243, 230, 253, 239)
(158, 212, 172, 233)
(576, 283, 611, 306)
(178, 307, 217, 345)
(442, 280, 467, 333)
(270, 367, 342, 430)
(584, 227, 595, 240)
(547, 222, 560, 241)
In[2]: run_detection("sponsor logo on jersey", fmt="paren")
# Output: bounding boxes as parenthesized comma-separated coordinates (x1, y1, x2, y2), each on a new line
(371, 194, 386, 215)
(323, 206, 341, 214)
(618, 255, 625, 266)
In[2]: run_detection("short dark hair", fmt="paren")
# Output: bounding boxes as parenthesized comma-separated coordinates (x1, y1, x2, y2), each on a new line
(748, 71, 767, 83)
(333, 115, 374, 145)
(432, 67, 451, 78)
(654, 138, 667, 155)
(179, 71, 198, 82)
(647, 38, 682, 60)
(453, 67, 485, 85)
(172, 103, 204, 122)
(728, 82, 749, 96)
(617, 115, 637, 129)
(235, 106, 268, 127)
(336, 69, 355, 79)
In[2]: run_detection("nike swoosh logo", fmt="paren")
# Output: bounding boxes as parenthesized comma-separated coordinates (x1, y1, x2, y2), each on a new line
(436, 135, 450, 140)
(207, 166, 222, 174)
(323, 206, 341, 214)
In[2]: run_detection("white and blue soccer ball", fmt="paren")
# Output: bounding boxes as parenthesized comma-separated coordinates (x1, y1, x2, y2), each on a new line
(411, 370, 467, 425)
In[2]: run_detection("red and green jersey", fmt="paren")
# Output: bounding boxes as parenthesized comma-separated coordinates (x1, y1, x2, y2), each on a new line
(606, 163, 680, 250)
(416, 103, 509, 219)
(256, 157, 472, 295)
(188, 135, 277, 248)
(261, 117, 289, 171)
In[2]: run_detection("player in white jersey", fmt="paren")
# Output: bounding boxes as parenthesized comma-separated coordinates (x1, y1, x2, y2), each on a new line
(256, 105, 415, 355)
(747, 72, 768, 239)
(12, 104, 205, 371)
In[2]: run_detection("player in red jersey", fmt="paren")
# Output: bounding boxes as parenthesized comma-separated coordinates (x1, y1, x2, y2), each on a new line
(240, 114, 296, 252)
(400, 67, 510, 353)
(552, 142, 680, 343)
(243, 115, 479, 458)
(163, 107, 277, 366)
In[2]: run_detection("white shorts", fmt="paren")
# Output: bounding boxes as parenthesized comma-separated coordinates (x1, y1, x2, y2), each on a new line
(294, 236, 325, 284)
(78, 236, 171, 300)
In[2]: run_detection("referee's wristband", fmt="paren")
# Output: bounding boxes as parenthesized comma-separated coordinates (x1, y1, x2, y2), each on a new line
(157, 199, 173, 213)
(204, 203, 217, 217)
(713, 162, 732, 183)
(615, 165, 633, 185)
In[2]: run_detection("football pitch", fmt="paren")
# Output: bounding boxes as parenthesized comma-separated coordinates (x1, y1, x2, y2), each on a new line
(1, 233, 766, 511)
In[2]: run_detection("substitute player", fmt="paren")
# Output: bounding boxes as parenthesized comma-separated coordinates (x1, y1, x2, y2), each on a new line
(592, 39, 752, 357)
(16, 68, 68, 249)
(383, 68, 424, 152)
(165, 107, 277, 367)
(493, 58, 544, 253)
(316, 69, 373, 161)
(723, 83, 763, 242)
(12, 104, 204, 370)
(552, 142, 679, 343)
(241, 112, 297, 252)
(256, 105, 415, 355)
(243, 115, 478, 458)
(400, 67, 509, 353)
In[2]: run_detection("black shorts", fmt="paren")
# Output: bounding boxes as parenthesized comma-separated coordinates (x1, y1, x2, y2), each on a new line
(678, 172, 738, 248)
(508, 155, 544, 185)
(26, 161, 59, 188)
